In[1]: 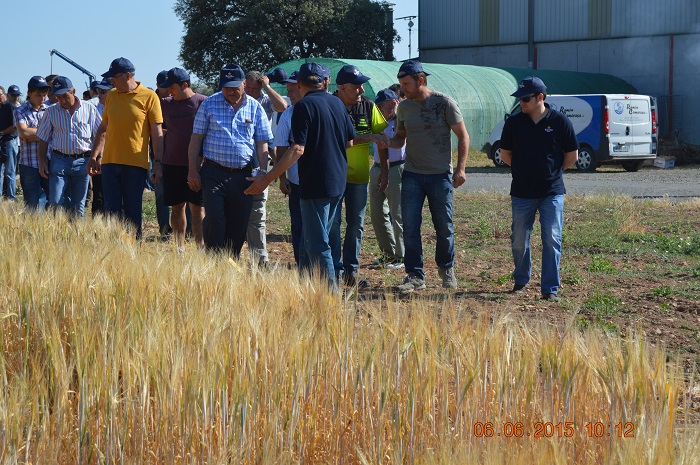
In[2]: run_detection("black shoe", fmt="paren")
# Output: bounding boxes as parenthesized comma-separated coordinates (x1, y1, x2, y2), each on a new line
(344, 274, 370, 289)
(510, 283, 527, 294)
(542, 293, 561, 302)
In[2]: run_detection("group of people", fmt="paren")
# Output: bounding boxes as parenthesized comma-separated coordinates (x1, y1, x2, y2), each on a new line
(0, 58, 578, 300)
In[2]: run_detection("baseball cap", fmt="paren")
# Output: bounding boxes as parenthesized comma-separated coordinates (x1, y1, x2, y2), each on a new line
(7, 85, 21, 95)
(285, 71, 298, 84)
(156, 70, 168, 87)
(397, 59, 431, 79)
(219, 64, 245, 88)
(94, 78, 115, 90)
(375, 88, 398, 105)
(297, 63, 325, 81)
(51, 76, 73, 95)
(336, 65, 370, 85)
(511, 76, 547, 98)
(102, 57, 136, 78)
(320, 65, 331, 80)
(160, 67, 190, 88)
(265, 68, 288, 84)
(27, 76, 50, 90)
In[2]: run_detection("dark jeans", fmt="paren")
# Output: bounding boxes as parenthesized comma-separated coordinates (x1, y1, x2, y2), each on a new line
(200, 162, 253, 256)
(19, 164, 49, 210)
(0, 138, 19, 200)
(401, 170, 455, 280)
(101, 163, 147, 237)
(289, 181, 303, 265)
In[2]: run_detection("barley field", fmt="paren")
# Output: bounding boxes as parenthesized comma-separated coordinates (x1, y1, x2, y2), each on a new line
(0, 197, 699, 464)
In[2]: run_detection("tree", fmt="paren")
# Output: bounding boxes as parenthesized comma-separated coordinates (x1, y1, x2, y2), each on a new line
(174, 0, 398, 85)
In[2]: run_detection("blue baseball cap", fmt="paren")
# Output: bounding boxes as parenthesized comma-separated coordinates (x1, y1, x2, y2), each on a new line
(102, 57, 136, 78)
(297, 63, 325, 82)
(265, 68, 288, 84)
(27, 76, 50, 90)
(51, 76, 73, 95)
(94, 78, 115, 90)
(336, 65, 370, 85)
(320, 65, 331, 80)
(7, 85, 21, 95)
(219, 64, 245, 88)
(397, 59, 430, 79)
(160, 67, 190, 88)
(156, 70, 168, 87)
(285, 71, 298, 84)
(511, 76, 547, 98)
(375, 88, 398, 105)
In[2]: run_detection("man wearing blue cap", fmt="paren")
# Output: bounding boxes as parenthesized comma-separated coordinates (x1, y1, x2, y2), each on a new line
(331, 64, 388, 288)
(245, 62, 356, 290)
(36, 76, 102, 217)
(498, 76, 579, 302)
(187, 64, 272, 256)
(15, 76, 52, 209)
(369, 88, 405, 269)
(89, 57, 164, 237)
(0, 85, 20, 200)
(388, 60, 470, 294)
(158, 67, 207, 247)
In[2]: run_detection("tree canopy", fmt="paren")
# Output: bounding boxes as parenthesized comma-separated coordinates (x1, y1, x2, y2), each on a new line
(174, 0, 398, 85)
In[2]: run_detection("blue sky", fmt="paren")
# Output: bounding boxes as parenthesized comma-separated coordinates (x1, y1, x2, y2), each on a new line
(1, 0, 418, 96)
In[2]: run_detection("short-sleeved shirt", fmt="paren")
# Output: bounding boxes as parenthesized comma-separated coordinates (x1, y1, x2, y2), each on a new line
(291, 89, 356, 199)
(274, 105, 299, 185)
(37, 99, 102, 154)
(192, 92, 272, 169)
(0, 102, 18, 141)
(101, 83, 163, 169)
(161, 93, 207, 166)
(343, 96, 387, 184)
(373, 118, 405, 164)
(396, 91, 463, 175)
(15, 101, 49, 168)
(500, 103, 579, 198)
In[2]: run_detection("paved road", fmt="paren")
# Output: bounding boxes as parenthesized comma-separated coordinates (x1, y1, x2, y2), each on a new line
(464, 165, 700, 198)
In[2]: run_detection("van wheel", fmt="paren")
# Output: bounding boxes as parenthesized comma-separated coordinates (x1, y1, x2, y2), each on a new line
(576, 145, 597, 172)
(621, 160, 644, 172)
(491, 141, 508, 168)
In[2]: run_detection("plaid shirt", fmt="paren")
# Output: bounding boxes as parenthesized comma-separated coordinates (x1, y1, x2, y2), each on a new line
(15, 101, 49, 168)
(37, 99, 101, 155)
(192, 93, 272, 169)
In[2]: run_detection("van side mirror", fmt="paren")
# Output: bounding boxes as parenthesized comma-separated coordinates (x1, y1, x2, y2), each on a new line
(504, 113, 509, 121)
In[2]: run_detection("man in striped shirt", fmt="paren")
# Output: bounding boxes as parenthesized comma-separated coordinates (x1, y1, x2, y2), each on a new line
(14, 76, 51, 209)
(37, 76, 102, 217)
(187, 64, 272, 256)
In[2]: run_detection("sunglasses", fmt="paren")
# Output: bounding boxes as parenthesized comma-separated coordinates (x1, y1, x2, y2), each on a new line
(519, 94, 538, 103)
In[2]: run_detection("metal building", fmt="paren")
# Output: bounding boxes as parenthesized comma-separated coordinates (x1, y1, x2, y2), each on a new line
(418, 0, 700, 144)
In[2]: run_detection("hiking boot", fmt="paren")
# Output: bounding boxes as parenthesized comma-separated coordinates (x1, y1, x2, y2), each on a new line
(542, 293, 561, 302)
(438, 267, 457, 289)
(344, 273, 371, 289)
(511, 283, 527, 294)
(386, 259, 405, 270)
(396, 275, 426, 294)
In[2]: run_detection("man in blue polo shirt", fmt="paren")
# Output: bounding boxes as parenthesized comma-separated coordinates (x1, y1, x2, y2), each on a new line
(187, 64, 272, 256)
(245, 62, 356, 289)
(499, 76, 579, 302)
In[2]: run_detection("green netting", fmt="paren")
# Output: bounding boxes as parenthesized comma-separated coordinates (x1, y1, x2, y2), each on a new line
(269, 59, 637, 151)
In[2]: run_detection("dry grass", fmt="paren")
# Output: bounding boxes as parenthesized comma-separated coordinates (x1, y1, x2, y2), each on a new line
(1, 203, 699, 464)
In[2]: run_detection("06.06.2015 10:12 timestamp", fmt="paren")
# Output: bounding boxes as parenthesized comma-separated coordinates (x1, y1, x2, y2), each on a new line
(471, 421, 635, 438)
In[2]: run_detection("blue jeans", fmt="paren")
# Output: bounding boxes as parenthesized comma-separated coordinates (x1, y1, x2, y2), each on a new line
(101, 163, 147, 237)
(288, 182, 303, 265)
(0, 138, 19, 200)
(401, 170, 455, 280)
(299, 195, 343, 290)
(48, 154, 90, 217)
(511, 194, 564, 295)
(200, 162, 253, 256)
(19, 164, 49, 210)
(330, 182, 368, 277)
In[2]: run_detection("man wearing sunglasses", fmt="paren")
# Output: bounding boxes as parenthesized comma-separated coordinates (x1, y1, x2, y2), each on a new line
(498, 76, 579, 302)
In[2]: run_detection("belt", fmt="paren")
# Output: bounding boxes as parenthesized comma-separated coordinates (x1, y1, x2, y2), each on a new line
(373, 160, 405, 168)
(203, 158, 252, 173)
(53, 150, 91, 158)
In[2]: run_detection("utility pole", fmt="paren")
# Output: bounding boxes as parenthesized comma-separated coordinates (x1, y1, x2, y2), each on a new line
(396, 15, 417, 60)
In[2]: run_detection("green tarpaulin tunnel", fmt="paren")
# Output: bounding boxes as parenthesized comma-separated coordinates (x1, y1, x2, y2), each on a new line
(269, 58, 637, 151)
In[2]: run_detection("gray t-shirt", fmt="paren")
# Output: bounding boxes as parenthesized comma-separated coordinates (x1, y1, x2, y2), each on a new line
(396, 91, 463, 174)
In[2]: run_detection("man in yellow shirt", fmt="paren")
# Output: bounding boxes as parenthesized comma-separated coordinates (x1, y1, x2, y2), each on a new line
(89, 57, 164, 238)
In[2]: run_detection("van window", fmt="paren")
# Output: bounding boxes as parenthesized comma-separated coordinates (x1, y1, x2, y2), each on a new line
(609, 99, 650, 125)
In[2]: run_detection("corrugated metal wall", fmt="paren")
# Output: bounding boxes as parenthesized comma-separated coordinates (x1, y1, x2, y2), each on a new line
(418, 0, 478, 49)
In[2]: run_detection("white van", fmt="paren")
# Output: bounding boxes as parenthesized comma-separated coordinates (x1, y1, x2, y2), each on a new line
(486, 94, 658, 172)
